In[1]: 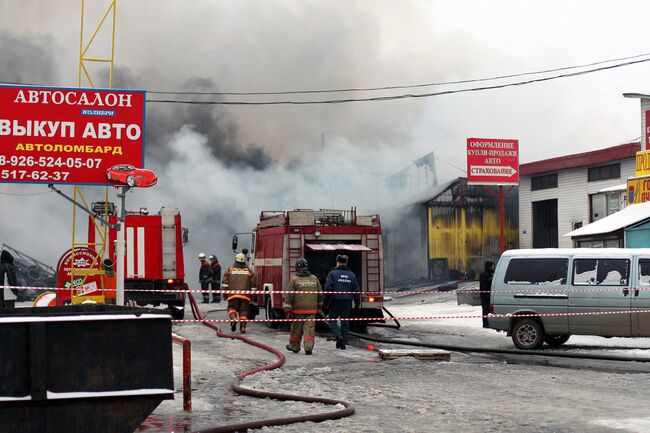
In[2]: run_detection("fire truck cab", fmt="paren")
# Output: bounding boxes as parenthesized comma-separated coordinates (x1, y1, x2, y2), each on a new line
(235, 208, 385, 329)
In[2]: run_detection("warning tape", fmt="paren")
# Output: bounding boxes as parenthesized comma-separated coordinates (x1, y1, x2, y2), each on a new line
(171, 308, 650, 323)
(4, 284, 650, 296)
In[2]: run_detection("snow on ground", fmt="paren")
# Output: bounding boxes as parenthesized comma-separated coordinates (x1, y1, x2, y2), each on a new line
(15, 294, 650, 432)
(135, 291, 650, 433)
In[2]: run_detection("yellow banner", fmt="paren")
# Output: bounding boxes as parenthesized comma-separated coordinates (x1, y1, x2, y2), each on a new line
(636, 150, 650, 177)
(627, 177, 650, 204)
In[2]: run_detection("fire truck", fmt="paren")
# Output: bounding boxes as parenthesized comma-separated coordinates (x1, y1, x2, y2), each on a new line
(233, 208, 385, 329)
(103, 207, 189, 319)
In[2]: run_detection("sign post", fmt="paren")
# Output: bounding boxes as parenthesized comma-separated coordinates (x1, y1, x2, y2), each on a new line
(467, 138, 519, 254)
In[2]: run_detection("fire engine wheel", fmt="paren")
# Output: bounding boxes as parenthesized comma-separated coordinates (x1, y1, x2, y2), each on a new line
(265, 297, 278, 329)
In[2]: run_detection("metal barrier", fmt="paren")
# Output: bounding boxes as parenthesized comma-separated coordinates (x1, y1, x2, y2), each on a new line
(171, 333, 192, 412)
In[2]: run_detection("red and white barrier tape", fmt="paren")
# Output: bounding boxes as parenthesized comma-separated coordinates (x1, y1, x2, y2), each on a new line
(5, 284, 650, 296)
(171, 308, 650, 323)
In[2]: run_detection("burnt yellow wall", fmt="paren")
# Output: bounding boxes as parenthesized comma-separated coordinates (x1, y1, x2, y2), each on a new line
(428, 207, 518, 273)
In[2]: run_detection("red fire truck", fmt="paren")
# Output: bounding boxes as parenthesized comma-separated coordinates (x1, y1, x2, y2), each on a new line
(233, 208, 385, 329)
(103, 207, 189, 319)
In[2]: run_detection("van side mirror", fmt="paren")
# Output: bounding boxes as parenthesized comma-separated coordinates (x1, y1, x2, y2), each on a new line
(182, 228, 189, 246)
(232, 235, 238, 252)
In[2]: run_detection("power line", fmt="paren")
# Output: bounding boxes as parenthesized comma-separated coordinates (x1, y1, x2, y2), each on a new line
(145, 52, 650, 96)
(145, 57, 650, 106)
(2, 52, 650, 98)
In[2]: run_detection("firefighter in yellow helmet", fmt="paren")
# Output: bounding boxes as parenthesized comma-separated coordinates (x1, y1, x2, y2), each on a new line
(284, 257, 323, 355)
(222, 252, 256, 333)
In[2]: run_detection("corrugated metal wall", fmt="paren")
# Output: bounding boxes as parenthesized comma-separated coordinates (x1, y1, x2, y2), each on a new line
(428, 206, 518, 274)
(426, 181, 518, 275)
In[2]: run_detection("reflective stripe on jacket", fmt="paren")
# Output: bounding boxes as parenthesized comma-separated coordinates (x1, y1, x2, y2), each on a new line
(283, 274, 322, 313)
(222, 264, 256, 301)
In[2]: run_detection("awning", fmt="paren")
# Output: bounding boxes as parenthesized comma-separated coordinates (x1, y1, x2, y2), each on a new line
(305, 243, 372, 252)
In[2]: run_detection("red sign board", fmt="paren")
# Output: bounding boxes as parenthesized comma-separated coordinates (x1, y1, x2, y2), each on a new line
(466, 138, 519, 185)
(55, 247, 104, 305)
(0, 85, 145, 185)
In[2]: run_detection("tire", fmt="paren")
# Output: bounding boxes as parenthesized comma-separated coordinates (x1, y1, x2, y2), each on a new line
(511, 318, 544, 350)
(544, 334, 570, 347)
(126, 175, 136, 187)
(265, 296, 278, 329)
(26, 265, 43, 281)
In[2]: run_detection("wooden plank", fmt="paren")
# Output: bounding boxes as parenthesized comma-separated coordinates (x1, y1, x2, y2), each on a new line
(378, 348, 450, 361)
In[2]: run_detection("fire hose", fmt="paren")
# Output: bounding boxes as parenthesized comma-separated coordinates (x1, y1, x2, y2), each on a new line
(186, 292, 355, 433)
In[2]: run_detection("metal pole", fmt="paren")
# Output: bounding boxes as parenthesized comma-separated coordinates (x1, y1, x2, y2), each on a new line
(116, 186, 129, 305)
(499, 185, 505, 254)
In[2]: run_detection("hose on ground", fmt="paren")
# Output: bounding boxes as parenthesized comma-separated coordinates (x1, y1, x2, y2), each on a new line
(349, 330, 650, 363)
(187, 293, 355, 433)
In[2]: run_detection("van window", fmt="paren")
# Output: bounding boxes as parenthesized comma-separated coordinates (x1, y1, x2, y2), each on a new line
(639, 259, 650, 286)
(503, 258, 568, 285)
(572, 259, 629, 286)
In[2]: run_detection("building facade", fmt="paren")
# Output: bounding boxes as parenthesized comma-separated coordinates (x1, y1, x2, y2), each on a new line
(519, 142, 639, 249)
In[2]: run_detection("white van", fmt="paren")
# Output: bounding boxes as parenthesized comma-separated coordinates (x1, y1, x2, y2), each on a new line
(488, 248, 650, 349)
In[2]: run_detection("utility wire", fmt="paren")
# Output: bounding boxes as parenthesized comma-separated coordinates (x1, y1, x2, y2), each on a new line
(145, 52, 650, 96)
(2, 52, 650, 98)
(145, 57, 650, 105)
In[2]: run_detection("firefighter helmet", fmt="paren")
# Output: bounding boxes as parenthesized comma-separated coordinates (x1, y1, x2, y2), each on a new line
(295, 257, 308, 272)
(235, 252, 246, 263)
(198, 252, 206, 260)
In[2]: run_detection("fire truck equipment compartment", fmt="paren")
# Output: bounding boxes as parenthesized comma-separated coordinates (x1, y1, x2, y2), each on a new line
(305, 244, 372, 251)
(0, 304, 174, 433)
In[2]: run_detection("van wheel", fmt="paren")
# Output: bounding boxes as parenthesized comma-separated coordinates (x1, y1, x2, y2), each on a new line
(512, 318, 544, 350)
(265, 297, 278, 329)
(544, 334, 570, 347)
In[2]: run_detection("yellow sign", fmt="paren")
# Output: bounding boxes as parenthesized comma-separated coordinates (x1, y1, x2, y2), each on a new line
(636, 150, 650, 177)
(627, 176, 650, 204)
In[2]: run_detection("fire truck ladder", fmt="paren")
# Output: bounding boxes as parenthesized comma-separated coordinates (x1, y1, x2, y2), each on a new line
(287, 232, 303, 274)
(364, 234, 381, 296)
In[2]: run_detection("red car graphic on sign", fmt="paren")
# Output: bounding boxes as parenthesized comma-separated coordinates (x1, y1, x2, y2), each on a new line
(106, 164, 157, 188)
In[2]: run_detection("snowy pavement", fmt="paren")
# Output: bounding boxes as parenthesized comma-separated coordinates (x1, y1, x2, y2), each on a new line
(132, 291, 650, 433)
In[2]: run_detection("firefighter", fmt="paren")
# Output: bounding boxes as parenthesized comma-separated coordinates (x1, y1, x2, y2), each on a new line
(209, 255, 222, 303)
(283, 257, 323, 355)
(222, 252, 256, 333)
(324, 254, 360, 350)
(198, 252, 212, 303)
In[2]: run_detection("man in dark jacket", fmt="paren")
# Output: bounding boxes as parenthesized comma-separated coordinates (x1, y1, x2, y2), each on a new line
(324, 254, 360, 350)
(209, 255, 222, 303)
(479, 260, 496, 328)
(0, 250, 18, 308)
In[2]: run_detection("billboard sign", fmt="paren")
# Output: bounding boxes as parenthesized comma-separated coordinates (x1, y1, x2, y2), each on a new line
(627, 176, 650, 204)
(0, 85, 145, 185)
(467, 138, 519, 185)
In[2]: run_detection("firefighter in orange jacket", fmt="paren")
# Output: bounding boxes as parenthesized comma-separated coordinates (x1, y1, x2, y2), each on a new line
(222, 252, 256, 333)
(283, 257, 323, 355)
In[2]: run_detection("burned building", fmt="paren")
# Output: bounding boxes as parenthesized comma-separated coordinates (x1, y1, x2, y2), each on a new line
(383, 177, 518, 285)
